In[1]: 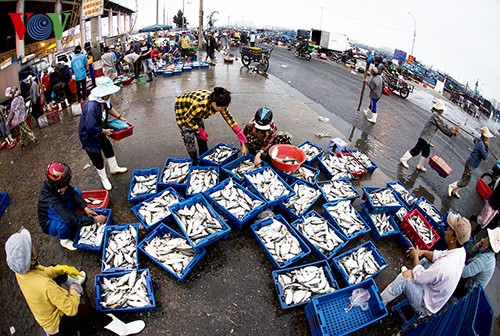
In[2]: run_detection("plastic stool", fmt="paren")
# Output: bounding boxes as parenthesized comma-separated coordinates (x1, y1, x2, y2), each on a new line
(392, 299, 420, 329)
(326, 137, 348, 154)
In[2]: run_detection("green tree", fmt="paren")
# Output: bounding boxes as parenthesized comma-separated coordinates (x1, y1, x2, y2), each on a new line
(173, 10, 188, 29)
(207, 11, 218, 29)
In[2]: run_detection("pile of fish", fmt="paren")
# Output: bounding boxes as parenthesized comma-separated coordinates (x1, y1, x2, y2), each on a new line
(338, 246, 384, 284)
(297, 143, 321, 162)
(174, 202, 224, 245)
(230, 159, 261, 179)
(350, 150, 374, 169)
(339, 154, 365, 174)
(161, 161, 191, 184)
(103, 225, 137, 271)
(325, 201, 366, 237)
(369, 213, 396, 235)
(209, 179, 264, 220)
(417, 200, 443, 223)
(285, 166, 316, 183)
(295, 214, 345, 256)
(256, 218, 304, 265)
(390, 182, 417, 205)
(203, 145, 237, 164)
(395, 207, 409, 222)
(368, 188, 401, 207)
(99, 270, 152, 310)
(76, 222, 106, 247)
(277, 265, 335, 306)
(84, 197, 103, 205)
(274, 156, 299, 164)
(319, 180, 358, 202)
(406, 215, 435, 244)
(245, 168, 292, 202)
(143, 232, 197, 276)
(284, 183, 320, 216)
(187, 168, 218, 194)
(131, 174, 157, 199)
(137, 190, 181, 226)
(320, 155, 351, 180)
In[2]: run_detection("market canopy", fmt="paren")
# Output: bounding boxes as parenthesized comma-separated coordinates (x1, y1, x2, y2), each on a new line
(138, 24, 173, 33)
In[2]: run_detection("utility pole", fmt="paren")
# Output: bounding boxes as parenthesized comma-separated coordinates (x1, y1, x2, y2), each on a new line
(198, 0, 203, 58)
(182, 0, 184, 29)
(163, 0, 166, 25)
(156, 0, 159, 24)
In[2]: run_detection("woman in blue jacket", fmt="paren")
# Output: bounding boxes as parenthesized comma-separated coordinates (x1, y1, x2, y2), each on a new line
(448, 126, 494, 198)
(78, 77, 128, 190)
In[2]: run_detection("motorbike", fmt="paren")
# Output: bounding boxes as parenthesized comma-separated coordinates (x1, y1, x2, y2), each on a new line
(481, 161, 500, 190)
(294, 45, 312, 60)
(327, 51, 342, 63)
(286, 40, 296, 51)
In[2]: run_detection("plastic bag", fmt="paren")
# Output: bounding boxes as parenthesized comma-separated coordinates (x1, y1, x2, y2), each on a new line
(107, 119, 129, 131)
(344, 288, 371, 312)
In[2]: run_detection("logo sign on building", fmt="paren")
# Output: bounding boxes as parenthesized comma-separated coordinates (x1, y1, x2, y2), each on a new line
(393, 49, 407, 62)
(82, 0, 104, 20)
(408, 55, 415, 65)
(9, 13, 71, 41)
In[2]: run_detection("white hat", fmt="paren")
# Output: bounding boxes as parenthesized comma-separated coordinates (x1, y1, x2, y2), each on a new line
(25, 75, 33, 83)
(90, 77, 121, 97)
(109, 45, 115, 49)
(5, 229, 32, 274)
(432, 100, 445, 111)
(480, 126, 494, 138)
(488, 228, 500, 253)
(4, 87, 12, 97)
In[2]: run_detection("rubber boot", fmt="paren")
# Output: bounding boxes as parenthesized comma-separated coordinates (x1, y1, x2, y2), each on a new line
(363, 107, 371, 116)
(189, 152, 199, 166)
(146, 72, 153, 82)
(97, 168, 112, 191)
(399, 151, 413, 168)
(58, 102, 63, 111)
(107, 157, 128, 174)
(449, 181, 461, 198)
(60, 239, 77, 251)
(416, 156, 427, 172)
(105, 314, 145, 335)
(367, 112, 377, 124)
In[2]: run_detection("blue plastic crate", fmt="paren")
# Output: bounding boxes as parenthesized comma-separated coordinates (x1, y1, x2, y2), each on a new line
(137, 223, 206, 281)
(183, 66, 192, 72)
(304, 278, 388, 336)
(128, 168, 160, 205)
(203, 178, 266, 229)
(393, 204, 410, 226)
(276, 164, 320, 187)
(243, 166, 296, 207)
(387, 180, 418, 208)
(316, 177, 359, 203)
(322, 200, 370, 240)
(163, 71, 173, 77)
(73, 208, 113, 252)
(185, 166, 219, 197)
(395, 232, 414, 250)
(297, 140, 324, 165)
(157, 158, 192, 192)
(200, 62, 210, 69)
(460, 285, 493, 336)
(278, 180, 321, 218)
(362, 186, 403, 214)
(169, 194, 231, 252)
(290, 210, 348, 260)
(131, 188, 184, 231)
(360, 204, 400, 242)
(250, 215, 311, 269)
(347, 149, 378, 173)
(192, 62, 201, 69)
(331, 240, 388, 286)
(0, 192, 10, 217)
(101, 223, 139, 273)
(198, 142, 240, 167)
(317, 155, 354, 181)
(272, 260, 339, 310)
(221, 154, 268, 184)
(412, 197, 445, 229)
(95, 268, 156, 313)
(156, 68, 165, 75)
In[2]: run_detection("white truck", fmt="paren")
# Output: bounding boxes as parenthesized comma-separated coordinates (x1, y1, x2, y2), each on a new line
(310, 29, 350, 57)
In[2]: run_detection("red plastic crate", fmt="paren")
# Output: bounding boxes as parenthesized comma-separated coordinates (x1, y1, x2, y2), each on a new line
(476, 178, 492, 200)
(400, 209, 440, 250)
(110, 122, 134, 141)
(337, 152, 367, 179)
(81, 190, 109, 209)
(428, 154, 453, 178)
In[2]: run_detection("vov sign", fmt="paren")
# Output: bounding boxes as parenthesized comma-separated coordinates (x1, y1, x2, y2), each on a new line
(9, 12, 71, 41)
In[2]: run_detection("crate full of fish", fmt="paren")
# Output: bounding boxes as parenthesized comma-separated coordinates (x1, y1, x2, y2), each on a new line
(131, 188, 184, 231)
(221, 154, 268, 184)
(317, 155, 354, 181)
(243, 166, 295, 206)
(185, 166, 219, 197)
(169, 194, 231, 252)
(127, 168, 159, 205)
(362, 186, 403, 214)
(322, 200, 370, 240)
(337, 152, 368, 179)
(101, 224, 139, 273)
(272, 260, 338, 310)
(304, 278, 388, 336)
(157, 158, 192, 191)
(360, 204, 399, 242)
(387, 180, 417, 208)
(331, 241, 387, 286)
(276, 164, 320, 187)
(251, 215, 311, 269)
(393, 204, 410, 226)
(412, 196, 445, 229)
(81, 190, 109, 210)
(203, 178, 266, 229)
(138, 223, 206, 281)
(400, 209, 440, 250)
(95, 268, 156, 313)
(198, 142, 240, 166)
(316, 177, 359, 203)
(0, 192, 10, 217)
(278, 181, 322, 219)
(291, 210, 348, 260)
(73, 208, 113, 252)
(297, 140, 324, 165)
(347, 149, 378, 174)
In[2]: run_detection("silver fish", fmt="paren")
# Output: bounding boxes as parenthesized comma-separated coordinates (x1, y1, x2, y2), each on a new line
(99, 270, 152, 309)
(395, 207, 409, 221)
(137, 190, 181, 226)
(285, 166, 316, 183)
(187, 168, 218, 194)
(209, 179, 263, 220)
(368, 189, 400, 207)
(285, 183, 321, 216)
(231, 159, 261, 179)
(297, 143, 321, 162)
(103, 225, 138, 271)
(417, 199, 443, 223)
(246, 168, 291, 202)
(173, 202, 224, 245)
(339, 153, 365, 173)
(338, 246, 383, 284)
(84, 197, 103, 205)
(76, 222, 106, 247)
(162, 161, 191, 184)
(407, 214, 435, 244)
(131, 174, 157, 198)
(326, 201, 366, 237)
(318, 180, 357, 202)
(390, 182, 417, 204)
(203, 145, 238, 164)
(320, 155, 351, 180)
(296, 214, 345, 256)
(350, 151, 374, 168)
(256, 218, 303, 265)
(370, 213, 396, 235)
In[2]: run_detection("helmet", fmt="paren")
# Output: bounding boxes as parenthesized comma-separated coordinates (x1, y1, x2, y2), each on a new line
(46, 162, 72, 189)
(254, 107, 273, 130)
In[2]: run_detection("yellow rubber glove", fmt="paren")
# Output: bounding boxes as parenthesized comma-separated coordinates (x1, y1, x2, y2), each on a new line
(54, 265, 83, 279)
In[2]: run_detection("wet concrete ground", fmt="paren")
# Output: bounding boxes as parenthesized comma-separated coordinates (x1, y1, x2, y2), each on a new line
(0, 46, 497, 335)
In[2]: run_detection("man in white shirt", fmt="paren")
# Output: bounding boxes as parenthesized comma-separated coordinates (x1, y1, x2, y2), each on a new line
(381, 213, 471, 316)
(250, 31, 256, 47)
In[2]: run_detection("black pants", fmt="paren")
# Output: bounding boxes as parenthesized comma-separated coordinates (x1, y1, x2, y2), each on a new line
(409, 138, 431, 158)
(53, 304, 112, 335)
(85, 135, 114, 170)
(75, 79, 87, 102)
(63, 82, 73, 103)
(134, 59, 141, 78)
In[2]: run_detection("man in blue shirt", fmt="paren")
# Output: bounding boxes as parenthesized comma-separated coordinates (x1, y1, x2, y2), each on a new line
(70, 46, 88, 102)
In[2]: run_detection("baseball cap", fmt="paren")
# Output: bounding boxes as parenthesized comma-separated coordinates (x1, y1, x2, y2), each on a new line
(447, 213, 471, 245)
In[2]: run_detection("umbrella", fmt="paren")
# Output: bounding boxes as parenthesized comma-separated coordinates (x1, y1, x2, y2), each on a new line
(138, 24, 173, 33)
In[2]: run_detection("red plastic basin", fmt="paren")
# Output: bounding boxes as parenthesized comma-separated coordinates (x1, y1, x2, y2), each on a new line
(269, 144, 306, 172)
(476, 177, 492, 200)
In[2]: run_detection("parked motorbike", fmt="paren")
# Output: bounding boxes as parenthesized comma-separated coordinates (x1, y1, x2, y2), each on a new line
(294, 45, 312, 60)
(327, 51, 342, 63)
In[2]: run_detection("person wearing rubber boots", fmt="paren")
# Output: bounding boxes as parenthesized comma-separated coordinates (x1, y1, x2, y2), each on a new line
(5, 228, 146, 335)
(363, 67, 383, 124)
(175, 87, 248, 165)
(139, 37, 155, 82)
(78, 77, 128, 191)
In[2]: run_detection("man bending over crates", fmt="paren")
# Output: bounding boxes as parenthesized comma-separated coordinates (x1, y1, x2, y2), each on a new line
(380, 213, 471, 317)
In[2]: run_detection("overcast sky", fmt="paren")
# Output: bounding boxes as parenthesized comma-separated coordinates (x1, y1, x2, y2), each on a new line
(114, 0, 500, 104)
